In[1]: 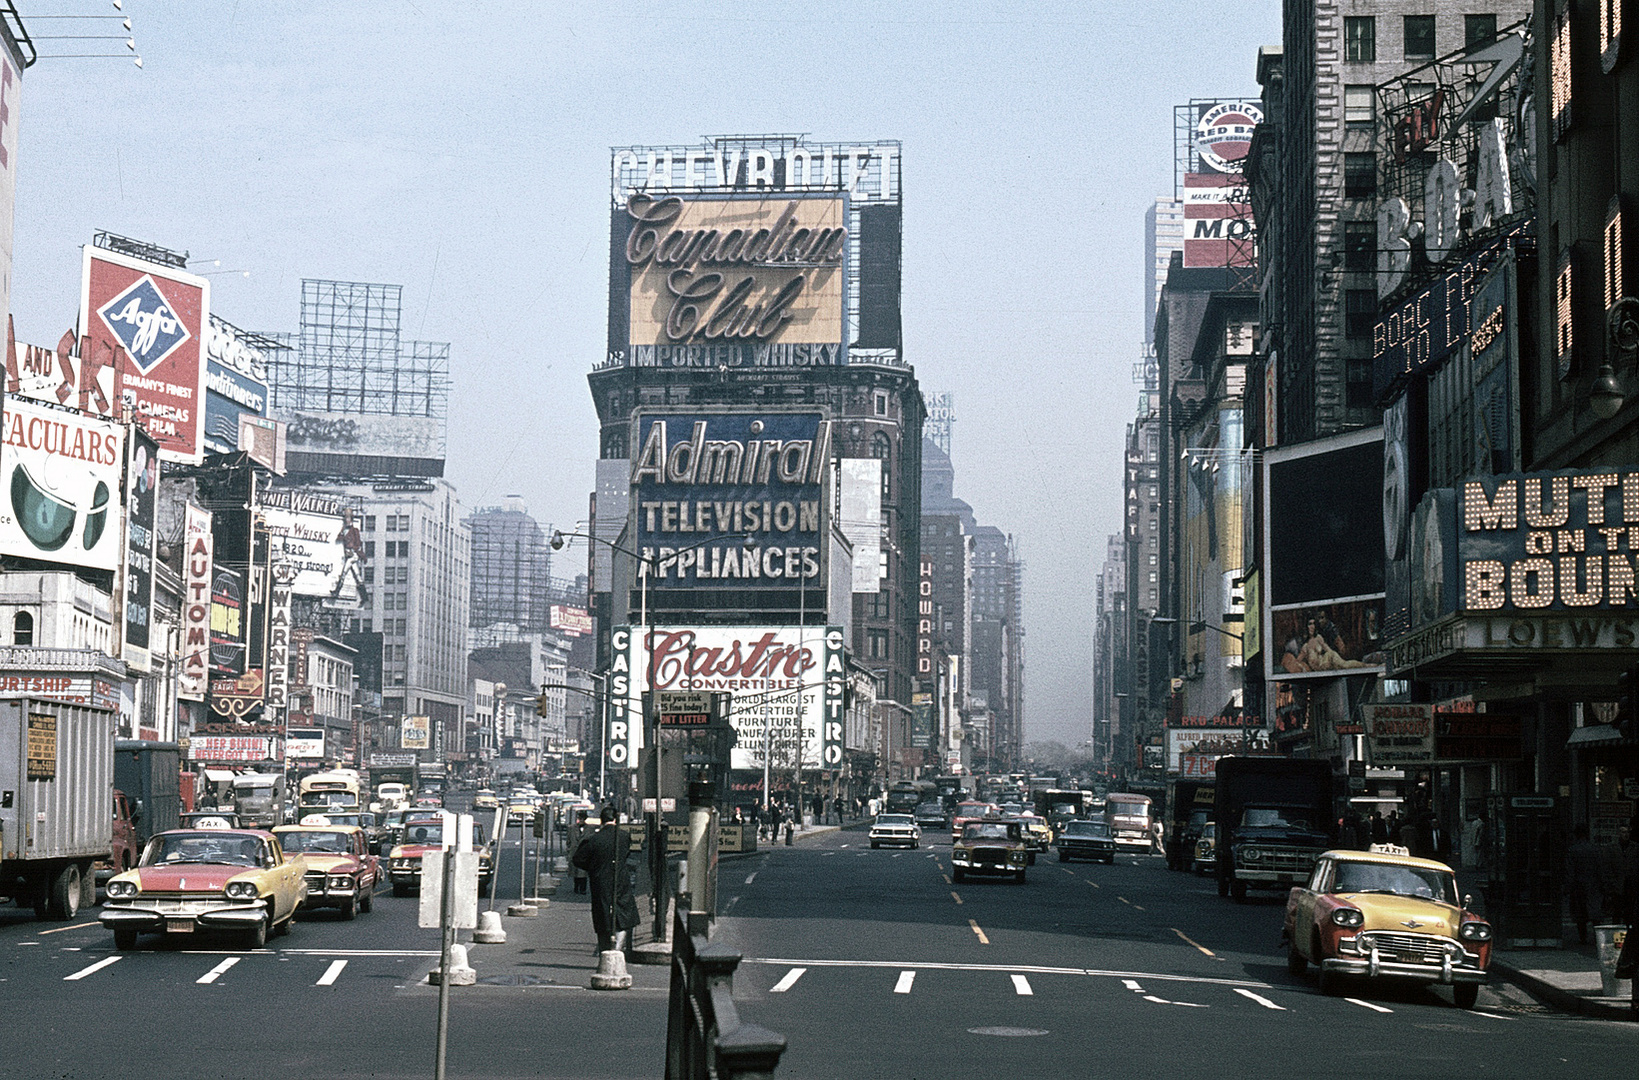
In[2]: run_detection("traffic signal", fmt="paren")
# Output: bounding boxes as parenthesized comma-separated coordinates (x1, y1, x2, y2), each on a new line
(536, 689, 550, 717)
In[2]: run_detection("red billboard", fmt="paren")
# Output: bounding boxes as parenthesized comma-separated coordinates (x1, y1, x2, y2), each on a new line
(79, 246, 210, 462)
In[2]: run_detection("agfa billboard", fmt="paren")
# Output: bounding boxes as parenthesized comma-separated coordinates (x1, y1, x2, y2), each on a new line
(79, 247, 210, 462)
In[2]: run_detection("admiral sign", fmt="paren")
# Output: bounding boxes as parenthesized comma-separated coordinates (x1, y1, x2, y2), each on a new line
(80, 247, 210, 462)
(0, 397, 126, 572)
(631, 412, 828, 593)
(609, 625, 844, 772)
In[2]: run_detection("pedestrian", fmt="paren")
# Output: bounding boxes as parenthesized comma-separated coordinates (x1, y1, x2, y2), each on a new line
(1566, 823, 1605, 945)
(1616, 820, 1639, 927)
(569, 810, 590, 894)
(832, 795, 844, 825)
(571, 804, 638, 954)
(1370, 810, 1388, 845)
(730, 805, 744, 826)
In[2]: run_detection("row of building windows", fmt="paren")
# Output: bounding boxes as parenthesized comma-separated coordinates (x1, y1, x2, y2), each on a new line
(1343, 14, 1496, 63)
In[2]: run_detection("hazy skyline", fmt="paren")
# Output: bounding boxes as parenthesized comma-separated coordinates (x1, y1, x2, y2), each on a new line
(10, 1, 1278, 744)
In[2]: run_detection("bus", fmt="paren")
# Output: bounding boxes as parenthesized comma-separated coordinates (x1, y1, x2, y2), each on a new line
(298, 769, 362, 815)
(1105, 792, 1155, 852)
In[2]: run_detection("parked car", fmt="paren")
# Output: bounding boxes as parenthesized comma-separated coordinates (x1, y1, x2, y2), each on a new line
(100, 829, 307, 950)
(1284, 845, 1491, 1007)
(869, 814, 921, 849)
(1055, 819, 1115, 863)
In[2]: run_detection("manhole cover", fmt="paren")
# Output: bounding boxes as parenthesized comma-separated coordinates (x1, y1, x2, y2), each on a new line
(477, 973, 554, 986)
(968, 1027, 1048, 1037)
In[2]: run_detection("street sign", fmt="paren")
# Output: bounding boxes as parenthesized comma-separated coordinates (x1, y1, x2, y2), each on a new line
(656, 690, 712, 713)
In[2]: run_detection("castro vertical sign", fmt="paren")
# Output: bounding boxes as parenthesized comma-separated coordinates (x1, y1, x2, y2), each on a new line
(80, 246, 210, 463)
(631, 412, 829, 593)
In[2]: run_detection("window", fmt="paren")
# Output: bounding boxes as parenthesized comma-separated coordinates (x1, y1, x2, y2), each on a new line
(1345, 16, 1376, 61)
(1345, 290, 1378, 339)
(1343, 152, 1377, 198)
(1346, 358, 1375, 408)
(364, 515, 376, 531)
(1465, 14, 1496, 50)
(1342, 221, 1376, 270)
(385, 516, 398, 533)
(362, 566, 374, 584)
(12, 611, 32, 646)
(867, 629, 890, 660)
(1404, 15, 1436, 59)
(1148, 572, 1158, 583)
(1344, 85, 1375, 127)
(396, 618, 407, 635)
(873, 390, 890, 417)
(1553, 4, 1574, 140)
(364, 541, 375, 558)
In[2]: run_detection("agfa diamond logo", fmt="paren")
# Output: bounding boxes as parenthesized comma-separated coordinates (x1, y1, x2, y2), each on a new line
(97, 275, 190, 374)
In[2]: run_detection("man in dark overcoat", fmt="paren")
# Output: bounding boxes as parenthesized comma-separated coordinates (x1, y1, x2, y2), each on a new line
(572, 805, 638, 953)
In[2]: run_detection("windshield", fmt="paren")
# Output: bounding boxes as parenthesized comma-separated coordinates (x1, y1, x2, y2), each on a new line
(1334, 861, 1457, 903)
(1242, 807, 1313, 830)
(401, 823, 444, 845)
(303, 791, 359, 809)
(1063, 821, 1108, 837)
(963, 823, 1016, 841)
(277, 831, 351, 854)
(143, 832, 266, 867)
(876, 815, 914, 825)
(1188, 810, 1210, 828)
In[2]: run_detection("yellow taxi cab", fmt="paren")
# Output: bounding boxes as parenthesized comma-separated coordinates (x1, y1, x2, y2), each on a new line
(100, 828, 307, 951)
(273, 821, 380, 920)
(473, 789, 499, 810)
(1284, 844, 1492, 1007)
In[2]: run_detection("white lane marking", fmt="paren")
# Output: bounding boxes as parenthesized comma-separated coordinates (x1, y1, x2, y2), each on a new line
(18, 942, 39, 947)
(1122, 979, 1144, 992)
(840, 845, 849, 849)
(1345, 997, 1394, 1014)
(316, 960, 348, 986)
(895, 970, 915, 994)
(279, 949, 440, 957)
(63, 956, 122, 981)
(1233, 987, 1286, 1010)
(197, 957, 240, 984)
(770, 967, 806, 993)
(821, 852, 837, 858)
(1011, 974, 1034, 996)
(1470, 1011, 1516, 1021)
(744, 873, 757, 884)
(893, 853, 903, 858)
(38, 922, 99, 935)
(1143, 993, 1207, 1008)
(745, 958, 1276, 989)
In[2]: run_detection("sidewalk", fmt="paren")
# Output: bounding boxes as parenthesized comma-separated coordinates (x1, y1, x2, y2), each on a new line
(1490, 940, 1634, 1021)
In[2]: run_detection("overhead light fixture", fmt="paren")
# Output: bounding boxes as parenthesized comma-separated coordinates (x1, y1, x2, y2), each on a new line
(123, 18, 132, 30)
(125, 38, 135, 51)
(112, 0, 122, 10)
(133, 56, 142, 68)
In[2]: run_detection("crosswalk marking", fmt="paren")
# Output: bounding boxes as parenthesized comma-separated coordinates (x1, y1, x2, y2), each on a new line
(1011, 974, 1033, 996)
(63, 956, 121, 981)
(1233, 987, 1285, 1010)
(317, 960, 348, 986)
(197, 957, 239, 985)
(894, 970, 915, 994)
(1122, 979, 1143, 992)
(1346, 997, 1393, 1014)
(770, 967, 806, 993)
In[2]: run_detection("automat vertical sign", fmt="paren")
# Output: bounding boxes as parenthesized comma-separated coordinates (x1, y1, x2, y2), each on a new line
(79, 246, 210, 463)
(179, 505, 213, 700)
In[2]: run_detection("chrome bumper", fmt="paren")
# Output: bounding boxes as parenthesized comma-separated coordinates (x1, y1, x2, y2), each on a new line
(99, 898, 268, 930)
(1322, 954, 1487, 984)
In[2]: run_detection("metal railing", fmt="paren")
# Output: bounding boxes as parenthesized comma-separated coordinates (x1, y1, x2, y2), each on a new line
(665, 897, 785, 1079)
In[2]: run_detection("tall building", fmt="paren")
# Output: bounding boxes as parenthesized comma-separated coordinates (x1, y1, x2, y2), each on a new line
(1145, 197, 1185, 346)
(465, 498, 553, 634)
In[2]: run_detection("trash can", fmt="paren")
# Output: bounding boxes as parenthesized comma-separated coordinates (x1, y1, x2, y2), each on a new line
(1594, 925, 1631, 998)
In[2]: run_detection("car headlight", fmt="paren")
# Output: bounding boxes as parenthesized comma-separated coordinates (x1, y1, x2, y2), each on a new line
(1242, 847, 1261, 861)
(106, 879, 139, 899)
(1330, 907, 1365, 927)
(392, 858, 416, 870)
(224, 881, 260, 901)
(1010, 852, 1026, 864)
(328, 875, 354, 890)
(1459, 920, 1492, 941)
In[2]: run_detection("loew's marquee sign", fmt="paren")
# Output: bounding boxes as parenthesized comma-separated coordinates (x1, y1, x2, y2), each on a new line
(607, 625, 844, 772)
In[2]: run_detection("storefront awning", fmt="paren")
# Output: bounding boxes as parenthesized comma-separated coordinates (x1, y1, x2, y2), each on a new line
(1566, 724, 1624, 748)
(202, 768, 235, 782)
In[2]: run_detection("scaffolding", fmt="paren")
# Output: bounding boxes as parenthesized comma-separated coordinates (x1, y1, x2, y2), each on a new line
(267, 280, 449, 419)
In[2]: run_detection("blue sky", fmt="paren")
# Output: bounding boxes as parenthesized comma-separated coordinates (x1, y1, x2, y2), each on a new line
(11, 1, 1277, 744)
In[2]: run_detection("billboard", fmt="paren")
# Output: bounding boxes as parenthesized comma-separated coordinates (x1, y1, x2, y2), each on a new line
(79, 247, 210, 462)
(0, 671, 119, 708)
(1364, 703, 1435, 766)
(202, 315, 271, 454)
(838, 458, 883, 594)
(189, 735, 279, 763)
(0, 397, 125, 571)
(1194, 101, 1261, 173)
(548, 604, 592, 636)
(630, 412, 828, 592)
(6, 323, 117, 419)
(401, 715, 431, 750)
(122, 427, 159, 671)
(209, 566, 245, 676)
(281, 411, 444, 465)
(1165, 727, 1244, 772)
(1263, 428, 1386, 680)
(179, 505, 213, 699)
(285, 727, 326, 761)
(1183, 172, 1255, 268)
(610, 625, 842, 771)
(258, 489, 365, 604)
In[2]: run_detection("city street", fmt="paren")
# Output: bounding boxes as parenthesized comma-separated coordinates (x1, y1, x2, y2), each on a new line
(2, 825, 1634, 1079)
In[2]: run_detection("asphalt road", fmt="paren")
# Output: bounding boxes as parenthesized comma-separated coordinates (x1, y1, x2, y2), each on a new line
(1, 818, 1634, 1079)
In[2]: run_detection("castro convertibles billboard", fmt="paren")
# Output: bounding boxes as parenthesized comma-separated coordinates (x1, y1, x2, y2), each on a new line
(607, 624, 844, 772)
(630, 412, 829, 593)
(79, 246, 210, 463)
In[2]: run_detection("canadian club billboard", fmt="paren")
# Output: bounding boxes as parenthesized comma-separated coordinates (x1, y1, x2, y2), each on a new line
(608, 625, 844, 772)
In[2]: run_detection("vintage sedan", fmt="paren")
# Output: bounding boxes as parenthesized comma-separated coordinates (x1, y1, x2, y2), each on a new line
(1015, 812, 1054, 855)
(273, 823, 379, 919)
(912, 801, 948, 830)
(951, 820, 1030, 883)
(388, 816, 494, 897)
(1055, 819, 1116, 863)
(100, 829, 307, 950)
(950, 800, 999, 845)
(1284, 845, 1492, 1008)
(1193, 821, 1219, 876)
(869, 814, 922, 849)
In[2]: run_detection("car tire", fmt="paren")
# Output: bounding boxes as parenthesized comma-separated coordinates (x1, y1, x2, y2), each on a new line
(952, 867, 965, 883)
(392, 883, 410, 898)
(339, 895, 357, 921)
(1316, 965, 1342, 997)
(1059, 851, 1069, 862)
(1104, 855, 1114, 864)
(50, 863, 82, 920)
(1015, 870, 1027, 884)
(113, 926, 139, 952)
(1231, 879, 1248, 903)
(871, 841, 879, 849)
(360, 885, 374, 913)
(1287, 943, 1307, 976)
(1217, 876, 1230, 897)
(913, 840, 920, 849)
(245, 915, 268, 951)
(1452, 983, 1479, 1009)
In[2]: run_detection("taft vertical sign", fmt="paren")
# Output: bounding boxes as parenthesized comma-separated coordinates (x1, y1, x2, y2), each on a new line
(122, 427, 159, 672)
(179, 505, 213, 700)
(80, 246, 210, 463)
